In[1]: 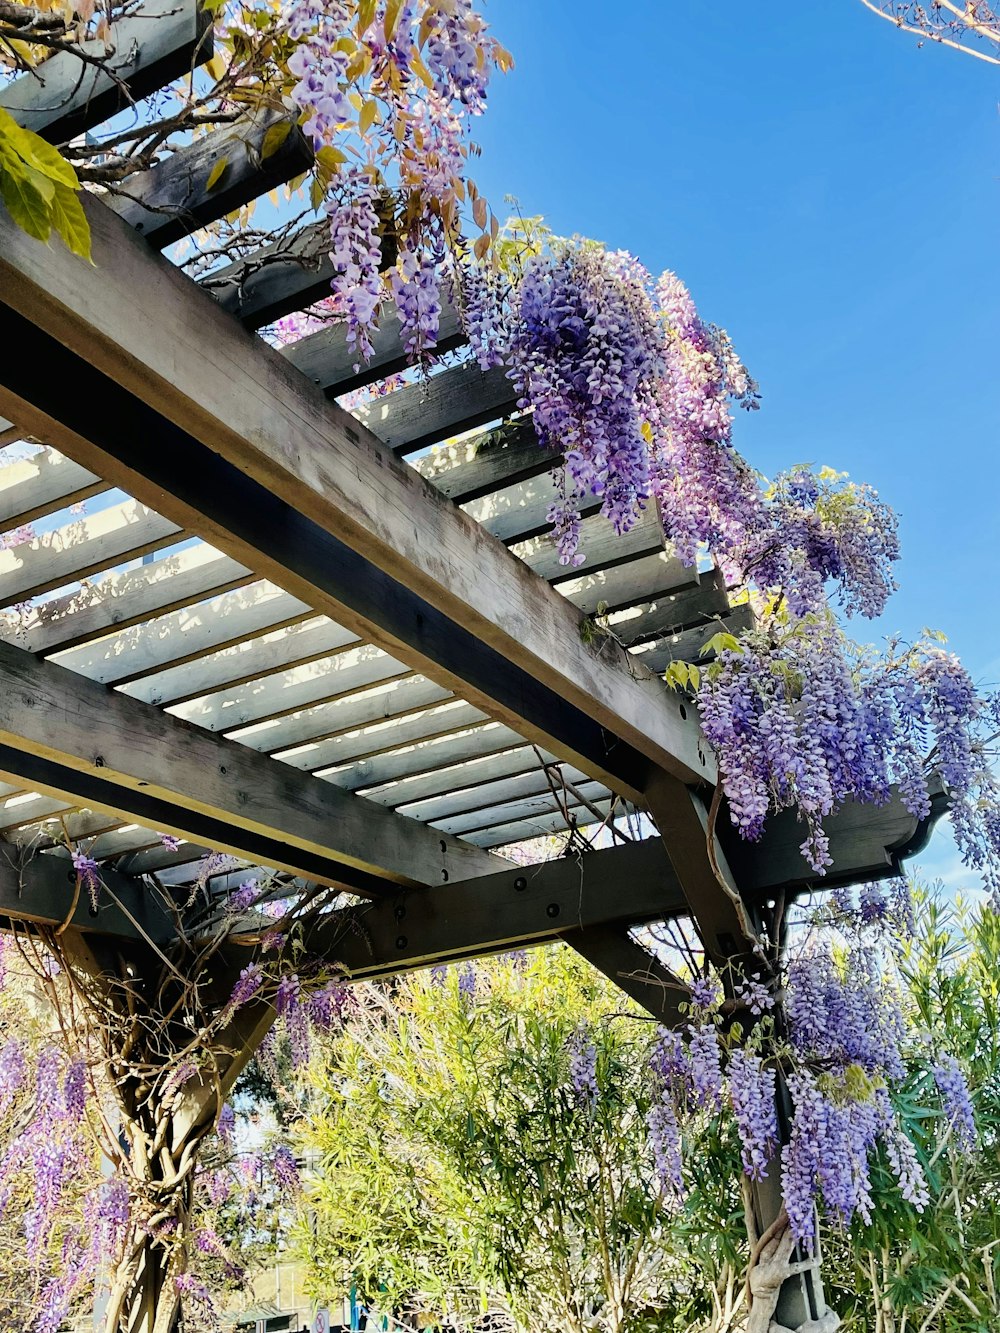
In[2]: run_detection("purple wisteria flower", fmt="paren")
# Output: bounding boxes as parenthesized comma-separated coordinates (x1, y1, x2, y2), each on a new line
(71, 850, 102, 913)
(933, 1054, 976, 1154)
(566, 1026, 598, 1104)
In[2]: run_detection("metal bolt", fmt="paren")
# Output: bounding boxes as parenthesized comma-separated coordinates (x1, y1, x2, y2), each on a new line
(514, 876, 527, 892)
(546, 902, 560, 919)
(395, 935, 408, 950)
(394, 904, 406, 921)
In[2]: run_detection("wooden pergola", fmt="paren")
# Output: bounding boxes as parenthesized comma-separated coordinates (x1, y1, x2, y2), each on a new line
(0, 9, 945, 1329)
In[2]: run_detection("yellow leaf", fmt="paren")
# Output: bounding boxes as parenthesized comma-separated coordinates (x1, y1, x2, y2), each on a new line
(410, 52, 434, 89)
(205, 155, 229, 191)
(640, 420, 653, 444)
(205, 54, 227, 82)
(317, 145, 347, 171)
(0, 107, 77, 189)
(261, 120, 292, 160)
(359, 100, 378, 136)
(472, 195, 487, 229)
(473, 233, 490, 260)
(357, 0, 376, 32)
(383, 0, 403, 40)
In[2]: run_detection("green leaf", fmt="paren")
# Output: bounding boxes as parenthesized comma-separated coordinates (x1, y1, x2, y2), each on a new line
(0, 158, 53, 243)
(261, 120, 291, 161)
(49, 182, 92, 260)
(0, 112, 78, 190)
(206, 155, 229, 191)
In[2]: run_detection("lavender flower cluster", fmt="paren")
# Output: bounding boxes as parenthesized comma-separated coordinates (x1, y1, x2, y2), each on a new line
(285, 0, 506, 365)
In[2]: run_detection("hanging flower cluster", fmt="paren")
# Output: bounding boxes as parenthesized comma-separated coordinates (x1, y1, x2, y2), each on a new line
(284, 0, 511, 362)
(450, 236, 1000, 891)
(643, 887, 975, 1255)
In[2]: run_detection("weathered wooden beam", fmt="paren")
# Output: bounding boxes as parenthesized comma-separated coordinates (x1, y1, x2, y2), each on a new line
(202, 212, 398, 330)
(352, 361, 516, 455)
(0, 638, 503, 895)
(0, 0, 213, 144)
(283, 298, 466, 398)
(0, 842, 172, 942)
(0, 194, 714, 803)
(107, 110, 314, 248)
(645, 771, 756, 965)
(202, 219, 333, 327)
(720, 784, 950, 897)
(568, 926, 687, 1024)
(289, 837, 687, 979)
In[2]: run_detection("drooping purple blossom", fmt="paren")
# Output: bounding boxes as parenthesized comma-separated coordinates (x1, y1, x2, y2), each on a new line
(71, 851, 102, 914)
(566, 1026, 598, 1104)
(727, 1049, 778, 1181)
(933, 1054, 976, 1154)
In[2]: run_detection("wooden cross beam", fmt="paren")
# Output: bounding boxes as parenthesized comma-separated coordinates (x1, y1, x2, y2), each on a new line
(0, 194, 711, 805)
(0, 637, 503, 895)
(0, 0, 213, 144)
(107, 110, 314, 249)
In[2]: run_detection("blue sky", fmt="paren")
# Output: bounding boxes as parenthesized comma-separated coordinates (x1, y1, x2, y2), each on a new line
(471, 1, 1000, 889)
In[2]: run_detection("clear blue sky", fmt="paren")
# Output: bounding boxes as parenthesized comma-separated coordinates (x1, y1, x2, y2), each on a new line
(471, 1, 1000, 890)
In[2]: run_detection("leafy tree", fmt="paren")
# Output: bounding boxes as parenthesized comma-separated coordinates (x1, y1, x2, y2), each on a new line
(297, 949, 749, 1333)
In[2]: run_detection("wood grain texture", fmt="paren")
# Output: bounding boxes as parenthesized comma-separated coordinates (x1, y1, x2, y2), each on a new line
(0, 194, 714, 796)
(108, 110, 313, 248)
(0, 638, 502, 890)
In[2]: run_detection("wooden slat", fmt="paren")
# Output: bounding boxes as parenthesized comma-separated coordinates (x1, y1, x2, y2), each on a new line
(353, 362, 516, 455)
(638, 604, 755, 670)
(557, 551, 700, 616)
(52, 580, 313, 687)
(120, 613, 359, 705)
(203, 214, 398, 330)
(463, 472, 598, 545)
(0, 500, 181, 605)
(284, 299, 466, 399)
(3, 543, 250, 655)
(0, 194, 715, 800)
(203, 220, 332, 328)
(171, 643, 410, 732)
(0, 638, 503, 891)
(0, 791, 75, 831)
(233, 678, 464, 757)
(0, 0, 212, 143)
(108, 111, 313, 248)
(2, 807, 122, 847)
(463, 798, 615, 847)
(512, 507, 667, 584)
(410, 418, 555, 503)
(326, 721, 526, 793)
(288, 696, 485, 771)
(401, 764, 591, 824)
(606, 570, 731, 648)
(433, 780, 611, 836)
(0, 448, 103, 528)
(370, 745, 555, 811)
(0, 421, 21, 446)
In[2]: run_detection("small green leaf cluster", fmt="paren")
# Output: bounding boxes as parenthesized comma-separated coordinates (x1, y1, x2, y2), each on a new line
(0, 107, 90, 258)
